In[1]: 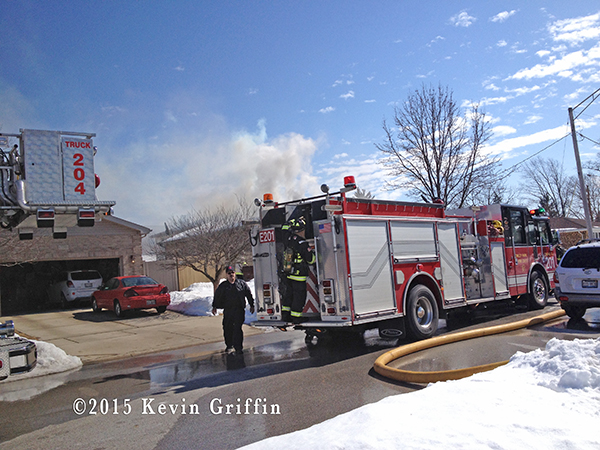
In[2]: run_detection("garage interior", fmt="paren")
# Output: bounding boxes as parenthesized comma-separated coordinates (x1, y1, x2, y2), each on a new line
(0, 258, 120, 314)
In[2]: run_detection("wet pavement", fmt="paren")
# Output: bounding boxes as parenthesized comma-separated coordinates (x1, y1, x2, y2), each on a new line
(1, 301, 600, 448)
(2, 307, 264, 363)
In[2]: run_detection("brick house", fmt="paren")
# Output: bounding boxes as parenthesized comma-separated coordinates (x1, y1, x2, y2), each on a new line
(0, 216, 150, 315)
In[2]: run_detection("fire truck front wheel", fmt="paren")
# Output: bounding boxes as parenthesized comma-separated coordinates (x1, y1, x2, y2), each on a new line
(406, 285, 439, 340)
(528, 271, 549, 310)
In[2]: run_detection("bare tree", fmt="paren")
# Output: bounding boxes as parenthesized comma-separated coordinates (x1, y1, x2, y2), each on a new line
(468, 176, 517, 206)
(158, 199, 254, 291)
(577, 173, 600, 222)
(376, 84, 497, 208)
(520, 158, 578, 217)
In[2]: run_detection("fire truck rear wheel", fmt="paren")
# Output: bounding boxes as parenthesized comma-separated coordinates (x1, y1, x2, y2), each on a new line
(528, 271, 548, 310)
(406, 285, 439, 340)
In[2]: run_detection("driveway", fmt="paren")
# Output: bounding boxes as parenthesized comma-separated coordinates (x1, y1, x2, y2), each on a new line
(3, 308, 263, 363)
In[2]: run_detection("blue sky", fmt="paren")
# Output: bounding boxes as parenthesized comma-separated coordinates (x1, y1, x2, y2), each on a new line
(1, 2, 599, 230)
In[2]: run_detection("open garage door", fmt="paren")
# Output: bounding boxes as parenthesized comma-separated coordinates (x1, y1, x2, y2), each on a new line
(0, 258, 120, 315)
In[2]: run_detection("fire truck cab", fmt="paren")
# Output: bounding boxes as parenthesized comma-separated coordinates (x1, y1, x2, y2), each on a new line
(251, 177, 558, 342)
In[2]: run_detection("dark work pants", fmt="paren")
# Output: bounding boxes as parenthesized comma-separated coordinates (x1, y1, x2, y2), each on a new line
(283, 277, 307, 316)
(222, 308, 245, 351)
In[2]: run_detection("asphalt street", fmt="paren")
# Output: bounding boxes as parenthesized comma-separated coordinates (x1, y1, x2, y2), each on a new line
(1, 301, 599, 449)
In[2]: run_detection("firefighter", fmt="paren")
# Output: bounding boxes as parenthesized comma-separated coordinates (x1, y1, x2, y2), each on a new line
(281, 216, 316, 323)
(212, 266, 255, 355)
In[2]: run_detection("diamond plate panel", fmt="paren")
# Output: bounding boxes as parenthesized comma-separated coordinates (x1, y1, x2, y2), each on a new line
(22, 130, 64, 203)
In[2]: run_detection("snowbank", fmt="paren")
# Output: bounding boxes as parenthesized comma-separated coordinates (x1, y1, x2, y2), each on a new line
(239, 337, 600, 450)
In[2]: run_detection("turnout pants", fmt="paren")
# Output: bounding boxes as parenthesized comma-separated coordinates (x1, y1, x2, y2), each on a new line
(222, 308, 245, 351)
(282, 277, 307, 320)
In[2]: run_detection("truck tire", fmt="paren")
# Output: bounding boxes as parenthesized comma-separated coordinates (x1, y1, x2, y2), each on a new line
(405, 285, 439, 340)
(528, 271, 548, 310)
(563, 304, 586, 320)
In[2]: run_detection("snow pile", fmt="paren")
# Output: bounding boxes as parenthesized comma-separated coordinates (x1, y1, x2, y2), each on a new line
(168, 280, 257, 324)
(30, 340, 83, 377)
(168, 282, 217, 316)
(509, 337, 600, 391)
(239, 337, 600, 450)
(0, 339, 82, 401)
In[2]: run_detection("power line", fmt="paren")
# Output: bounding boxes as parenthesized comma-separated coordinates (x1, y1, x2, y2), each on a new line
(578, 133, 600, 147)
(497, 132, 571, 179)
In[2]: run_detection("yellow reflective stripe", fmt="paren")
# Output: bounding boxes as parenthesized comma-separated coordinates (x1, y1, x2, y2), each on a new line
(288, 275, 307, 282)
(281, 306, 291, 311)
(291, 311, 303, 317)
(308, 254, 316, 264)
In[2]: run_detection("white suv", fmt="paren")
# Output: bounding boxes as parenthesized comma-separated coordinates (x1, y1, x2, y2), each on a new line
(554, 241, 600, 319)
(47, 270, 103, 308)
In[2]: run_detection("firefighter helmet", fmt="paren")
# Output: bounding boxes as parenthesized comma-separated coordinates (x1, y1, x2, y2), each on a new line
(287, 216, 306, 232)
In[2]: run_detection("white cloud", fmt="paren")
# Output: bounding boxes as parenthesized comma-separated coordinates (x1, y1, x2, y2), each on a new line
(509, 43, 600, 80)
(174, 66, 185, 71)
(564, 86, 594, 104)
(505, 85, 542, 96)
(248, 88, 258, 95)
(471, 96, 510, 107)
(497, 40, 508, 47)
(340, 91, 355, 100)
(536, 50, 551, 58)
(364, 99, 376, 103)
(549, 12, 600, 45)
(490, 10, 517, 23)
(319, 106, 335, 114)
(450, 11, 476, 27)
(524, 115, 543, 124)
(483, 125, 569, 158)
(318, 153, 403, 201)
(492, 125, 517, 137)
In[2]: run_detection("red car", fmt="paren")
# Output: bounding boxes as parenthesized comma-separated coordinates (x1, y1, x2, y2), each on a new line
(91, 276, 170, 317)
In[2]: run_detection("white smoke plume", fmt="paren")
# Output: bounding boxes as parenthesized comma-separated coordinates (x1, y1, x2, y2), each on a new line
(95, 119, 320, 228)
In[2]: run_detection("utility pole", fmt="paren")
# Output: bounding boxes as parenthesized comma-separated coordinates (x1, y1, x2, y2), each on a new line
(568, 87, 600, 240)
(568, 106, 594, 239)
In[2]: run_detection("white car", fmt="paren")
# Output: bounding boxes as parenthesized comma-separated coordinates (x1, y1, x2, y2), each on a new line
(554, 240, 600, 319)
(48, 270, 103, 308)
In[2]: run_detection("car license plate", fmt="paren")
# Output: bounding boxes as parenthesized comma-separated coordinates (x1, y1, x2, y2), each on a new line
(85, 283, 92, 287)
(582, 279, 598, 288)
(146, 299, 156, 305)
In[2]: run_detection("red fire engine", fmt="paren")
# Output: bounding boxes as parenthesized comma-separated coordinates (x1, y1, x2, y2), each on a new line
(250, 177, 558, 341)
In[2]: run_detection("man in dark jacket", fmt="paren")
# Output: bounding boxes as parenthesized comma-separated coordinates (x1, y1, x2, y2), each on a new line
(212, 266, 255, 355)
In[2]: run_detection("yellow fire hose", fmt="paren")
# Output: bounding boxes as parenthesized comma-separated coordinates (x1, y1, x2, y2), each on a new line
(373, 308, 566, 383)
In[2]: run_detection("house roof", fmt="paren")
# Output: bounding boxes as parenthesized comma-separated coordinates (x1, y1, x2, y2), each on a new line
(103, 215, 152, 236)
(549, 217, 600, 230)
